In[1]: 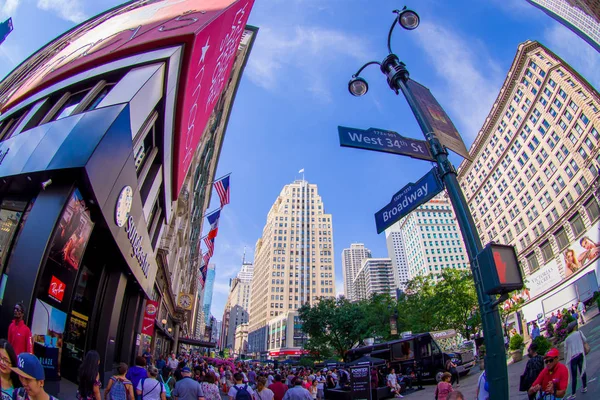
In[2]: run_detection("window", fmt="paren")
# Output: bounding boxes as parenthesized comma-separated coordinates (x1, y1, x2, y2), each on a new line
(526, 252, 539, 272)
(554, 228, 570, 251)
(540, 241, 554, 262)
(51, 90, 91, 121)
(569, 101, 578, 111)
(585, 197, 600, 222)
(580, 113, 589, 125)
(569, 213, 586, 237)
(559, 89, 567, 99)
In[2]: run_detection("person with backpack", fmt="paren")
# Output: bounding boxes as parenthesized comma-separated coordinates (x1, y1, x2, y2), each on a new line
(105, 363, 134, 400)
(228, 372, 254, 400)
(172, 367, 204, 400)
(136, 366, 166, 400)
(521, 343, 544, 400)
(159, 367, 175, 400)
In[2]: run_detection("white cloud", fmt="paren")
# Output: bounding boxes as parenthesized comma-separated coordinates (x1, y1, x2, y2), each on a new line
(412, 21, 504, 141)
(213, 281, 231, 295)
(543, 23, 600, 89)
(0, 0, 20, 18)
(246, 25, 374, 102)
(37, 0, 87, 23)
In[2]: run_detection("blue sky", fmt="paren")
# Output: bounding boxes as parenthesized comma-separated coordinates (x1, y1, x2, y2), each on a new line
(1, 0, 600, 320)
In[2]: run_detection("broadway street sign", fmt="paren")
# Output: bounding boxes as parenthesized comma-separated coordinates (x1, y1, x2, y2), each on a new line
(374, 168, 444, 233)
(338, 126, 434, 161)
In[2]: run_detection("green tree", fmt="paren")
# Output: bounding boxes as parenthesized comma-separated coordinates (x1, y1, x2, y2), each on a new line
(298, 297, 365, 358)
(357, 293, 398, 341)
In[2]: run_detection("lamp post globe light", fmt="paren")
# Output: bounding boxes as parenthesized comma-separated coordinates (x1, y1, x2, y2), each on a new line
(347, 7, 508, 399)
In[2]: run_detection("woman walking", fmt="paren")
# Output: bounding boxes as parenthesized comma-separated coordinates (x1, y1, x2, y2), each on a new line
(254, 376, 274, 400)
(77, 350, 102, 400)
(564, 321, 588, 399)
(0, 339, 21, 400)
(201, 373, 222, 400)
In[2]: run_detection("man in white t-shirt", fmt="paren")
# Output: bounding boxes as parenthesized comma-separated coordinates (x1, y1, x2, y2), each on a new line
(315, 371, 326, 400)
(167, 353, 179, 370)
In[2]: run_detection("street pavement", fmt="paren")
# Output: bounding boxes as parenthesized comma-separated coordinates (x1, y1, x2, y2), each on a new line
(403, 310, 600, 399)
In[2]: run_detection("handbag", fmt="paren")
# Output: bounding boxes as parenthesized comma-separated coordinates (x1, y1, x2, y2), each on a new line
(519, 373, 529, 392)
(580, 331, 590, 355)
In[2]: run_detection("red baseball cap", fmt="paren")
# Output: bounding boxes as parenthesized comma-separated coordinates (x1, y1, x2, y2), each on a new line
(544, 348, 560, 358)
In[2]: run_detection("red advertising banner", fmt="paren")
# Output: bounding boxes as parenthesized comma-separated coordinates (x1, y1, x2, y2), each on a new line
(174, 0, 253, 196)
(141, 300, 159, 337)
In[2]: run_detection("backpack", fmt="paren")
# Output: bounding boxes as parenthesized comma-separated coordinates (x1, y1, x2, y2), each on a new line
(109, 376, 129, 400)
(160, 375, 173, 398)
(233, 384, 252, 400)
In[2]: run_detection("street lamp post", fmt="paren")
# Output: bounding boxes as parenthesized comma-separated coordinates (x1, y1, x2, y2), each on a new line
(348, 7, 508, 398)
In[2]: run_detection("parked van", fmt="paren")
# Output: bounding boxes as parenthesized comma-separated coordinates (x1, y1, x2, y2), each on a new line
(344, 330, 475, 382)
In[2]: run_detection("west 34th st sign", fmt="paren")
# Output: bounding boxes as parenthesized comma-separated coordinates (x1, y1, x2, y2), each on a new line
(338, 126, 434, 161)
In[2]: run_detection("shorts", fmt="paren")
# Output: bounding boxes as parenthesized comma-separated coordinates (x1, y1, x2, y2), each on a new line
(317, 389, 325, 399)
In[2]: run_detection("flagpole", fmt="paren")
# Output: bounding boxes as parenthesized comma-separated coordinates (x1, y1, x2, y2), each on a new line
(203, 208, 222, 218)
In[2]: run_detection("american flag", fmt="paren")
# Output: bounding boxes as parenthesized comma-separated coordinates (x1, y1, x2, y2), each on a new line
(199, 264, 208, 288)
(204, 236, 214, 258)
(214, 175, 230, 207)
(203, 253, 211, 267)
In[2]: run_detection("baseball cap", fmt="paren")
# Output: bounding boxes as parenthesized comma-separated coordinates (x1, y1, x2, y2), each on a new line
(544, 348, 560, 359)
(11, 353, 45, 380)
(182, 367, 191, 372)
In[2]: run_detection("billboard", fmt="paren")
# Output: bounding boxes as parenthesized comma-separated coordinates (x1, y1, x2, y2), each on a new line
(525, 221, 600, 299)
(0, 18, 13, 45)
(0, 0, 255, 198)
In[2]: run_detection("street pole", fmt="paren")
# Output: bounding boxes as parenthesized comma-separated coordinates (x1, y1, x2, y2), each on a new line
(381, 54, 509, 398)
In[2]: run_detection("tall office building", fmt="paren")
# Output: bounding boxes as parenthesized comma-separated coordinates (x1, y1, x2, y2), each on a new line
(202, 264, 216, 325)
(526, 0, 600, 52)
(342, 243, 372, 301)
(386, 228, 409, 291)
(247, 180, 335, 357)
(220, 276, 252, 350)
(457, 40, 600, 321)
(384, 193, 470, 283)
(352, 258, 395, 301)
(238, 252, 254, 282)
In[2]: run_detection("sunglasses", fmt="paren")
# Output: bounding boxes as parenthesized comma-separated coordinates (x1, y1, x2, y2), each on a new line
(544, 358, 557, 364)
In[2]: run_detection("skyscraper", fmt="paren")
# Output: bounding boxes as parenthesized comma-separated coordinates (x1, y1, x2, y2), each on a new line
(352, 258, 395, 301)
(247, 180, 335, 357)
(457, 40, 600, 322)
(220, 276, 252, 350)
(386, 228, 409, 291)
(342, 243, 372, 301)
(238, 251, 254, 282)
(385, 193, 470, 283)
(526, 0, 600, 52)
(203, 264, 216, 325)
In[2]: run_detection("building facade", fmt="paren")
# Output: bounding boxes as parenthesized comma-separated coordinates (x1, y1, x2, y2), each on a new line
(247, 180, 335, 356)
(526, 0, 600, 52)
(352, 258, 395, 301)
(220, 276, 252, 350)
(0, 0, 256, 392)
(384, 194, 470, 284)
(233, 323, 249, 356)
(457, 40, 600, 322)
(386, 229, 409, 291)
(265, 311, 307, 360)
(341, 243, 372, 301)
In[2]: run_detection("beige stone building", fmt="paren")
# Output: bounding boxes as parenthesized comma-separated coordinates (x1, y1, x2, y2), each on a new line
(247, 180, 335, 356)
(457, 41, 600, 318)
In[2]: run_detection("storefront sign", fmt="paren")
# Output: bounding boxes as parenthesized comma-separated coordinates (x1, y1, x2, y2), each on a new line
(48, 276, 66, 303)
(125, 216, 150, 278)
(268, 350, 307, 356)
(350, 366, 372, 400)
(142, 300, 158, 336)
(527, 261, 562, 298)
